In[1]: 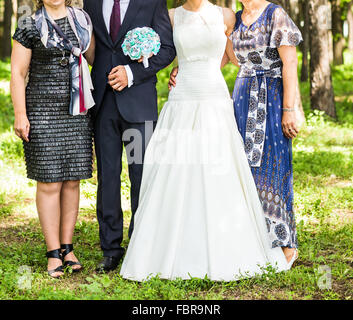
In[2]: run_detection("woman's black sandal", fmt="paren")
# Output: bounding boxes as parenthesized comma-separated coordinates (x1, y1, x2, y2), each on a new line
(61, 244, 82, 272)
(46, 249, 64, 278)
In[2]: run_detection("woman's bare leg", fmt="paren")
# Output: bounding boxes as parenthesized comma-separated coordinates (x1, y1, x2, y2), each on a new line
(36, 182, 63, 277)
(60, 180, 81, 270)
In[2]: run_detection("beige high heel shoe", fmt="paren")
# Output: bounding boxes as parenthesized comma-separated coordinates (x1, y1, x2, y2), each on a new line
(287, 249, 298, 269)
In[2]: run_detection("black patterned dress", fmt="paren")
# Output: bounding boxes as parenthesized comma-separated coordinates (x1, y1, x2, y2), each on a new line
(13, 17, 93, 183)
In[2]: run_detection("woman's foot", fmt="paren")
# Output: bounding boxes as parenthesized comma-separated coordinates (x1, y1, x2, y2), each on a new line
(63, 251, 82, 271)
(46, 249, 64, 279)
(61, 244, 83, 272)
(282, 247, 298, 266)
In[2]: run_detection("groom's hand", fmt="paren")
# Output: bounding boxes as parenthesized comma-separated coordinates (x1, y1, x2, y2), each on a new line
(108, 66, 128, 91)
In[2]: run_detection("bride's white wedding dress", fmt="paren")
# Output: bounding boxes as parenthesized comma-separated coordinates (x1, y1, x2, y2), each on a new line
(120, 3, 289, 281)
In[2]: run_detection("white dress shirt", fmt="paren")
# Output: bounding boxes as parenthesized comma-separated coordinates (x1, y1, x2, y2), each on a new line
(103, 0, 130, 32)
(103, 0, 134, 87)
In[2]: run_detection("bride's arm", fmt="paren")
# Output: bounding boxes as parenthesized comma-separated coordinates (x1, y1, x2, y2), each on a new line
(221, 8, 239, 68)
(168, 8, 179, 91)
(169, 8, 175, 28)
(222, 39, 239, 68)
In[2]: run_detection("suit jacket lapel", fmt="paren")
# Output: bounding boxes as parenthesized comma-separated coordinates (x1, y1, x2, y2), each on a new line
(113, 0, 142, 47)
(95, 0, 114, 48)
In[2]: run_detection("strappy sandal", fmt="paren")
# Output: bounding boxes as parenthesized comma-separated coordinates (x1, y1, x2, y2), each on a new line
(46, 249, 64, 279)
(61, 244, 83, 273)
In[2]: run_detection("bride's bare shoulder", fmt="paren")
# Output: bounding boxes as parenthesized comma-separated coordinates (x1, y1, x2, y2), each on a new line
(222, 7, 236, 25)
(222, 7, 236, 34)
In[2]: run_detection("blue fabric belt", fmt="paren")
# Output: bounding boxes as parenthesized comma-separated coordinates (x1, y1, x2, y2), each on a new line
(238, 68, 282, 167)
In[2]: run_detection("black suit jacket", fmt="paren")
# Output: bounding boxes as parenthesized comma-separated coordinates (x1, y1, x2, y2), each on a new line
(83, 0, 176, 123)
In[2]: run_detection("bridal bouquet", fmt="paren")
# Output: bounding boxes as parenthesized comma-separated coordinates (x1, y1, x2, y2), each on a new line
(122, 27, 161, 68)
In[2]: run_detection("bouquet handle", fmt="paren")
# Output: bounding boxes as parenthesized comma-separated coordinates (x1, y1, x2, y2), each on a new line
(143, 56, 149, 68)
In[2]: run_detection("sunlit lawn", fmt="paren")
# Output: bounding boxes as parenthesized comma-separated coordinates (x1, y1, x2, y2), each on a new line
(0, 58, 352, 300)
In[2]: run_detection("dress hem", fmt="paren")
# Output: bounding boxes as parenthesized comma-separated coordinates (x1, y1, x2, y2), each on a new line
(27, 174, 93, 183)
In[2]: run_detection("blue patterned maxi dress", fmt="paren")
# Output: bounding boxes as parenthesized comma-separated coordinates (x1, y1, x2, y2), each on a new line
(230, 3, 302, 249)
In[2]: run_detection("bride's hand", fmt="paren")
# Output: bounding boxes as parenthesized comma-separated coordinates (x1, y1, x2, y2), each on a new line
(168, 67, 178, 91)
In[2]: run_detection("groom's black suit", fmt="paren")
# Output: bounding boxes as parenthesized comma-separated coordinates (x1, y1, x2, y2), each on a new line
(83, 0, 176, 258)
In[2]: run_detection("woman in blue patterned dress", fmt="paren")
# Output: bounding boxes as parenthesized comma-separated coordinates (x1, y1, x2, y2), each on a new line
(227, 0, 302, 264)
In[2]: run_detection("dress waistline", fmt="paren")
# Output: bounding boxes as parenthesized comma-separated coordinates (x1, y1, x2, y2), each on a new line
(237, 67, 282, 79)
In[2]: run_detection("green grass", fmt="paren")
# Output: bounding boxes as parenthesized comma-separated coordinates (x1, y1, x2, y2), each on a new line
(0, 58, 352, 300)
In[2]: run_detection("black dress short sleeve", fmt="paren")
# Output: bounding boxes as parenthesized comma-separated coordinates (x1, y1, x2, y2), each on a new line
(18, 17, 93, 183)
(12, 18, 35, 49)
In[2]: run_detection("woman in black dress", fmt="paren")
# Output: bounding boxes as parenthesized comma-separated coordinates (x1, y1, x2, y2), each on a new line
(11, 0, 95, 278)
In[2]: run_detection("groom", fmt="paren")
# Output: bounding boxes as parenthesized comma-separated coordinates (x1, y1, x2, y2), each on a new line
(83, 0, 176, 272)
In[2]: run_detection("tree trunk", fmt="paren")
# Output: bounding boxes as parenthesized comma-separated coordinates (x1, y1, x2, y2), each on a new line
(348, 1, 353, 51)
(299, 0, 309, 82)
(284, 0, 291, 13)
(272, 0, 291, 13)
(309, 0, 336, 118)
(210, 0, 224, 6)
(0, 0, 13, 59)
(17, 0, 34, 12)
(331, 0, 345, 65)
(71, 0, 83, 8)
(225, 0, 232, 8)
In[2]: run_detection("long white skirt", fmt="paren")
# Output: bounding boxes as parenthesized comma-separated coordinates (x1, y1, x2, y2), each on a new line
(120, 97, 289, 281)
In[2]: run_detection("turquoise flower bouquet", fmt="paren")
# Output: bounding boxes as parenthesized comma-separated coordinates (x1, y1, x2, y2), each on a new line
(122, 27, 161, 68)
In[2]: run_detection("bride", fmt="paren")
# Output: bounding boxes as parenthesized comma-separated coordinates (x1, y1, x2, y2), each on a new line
(120, 0, 290, 281)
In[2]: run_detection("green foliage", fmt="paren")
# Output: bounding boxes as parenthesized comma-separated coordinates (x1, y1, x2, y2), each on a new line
(0, 132, 24, 161)
(0, 90, 13, 132)
(0, 60, 11, 82)
(333, 64, 353, 81)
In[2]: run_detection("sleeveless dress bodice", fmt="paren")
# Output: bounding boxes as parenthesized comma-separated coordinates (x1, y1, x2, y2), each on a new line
(169, 4, 230, 101)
